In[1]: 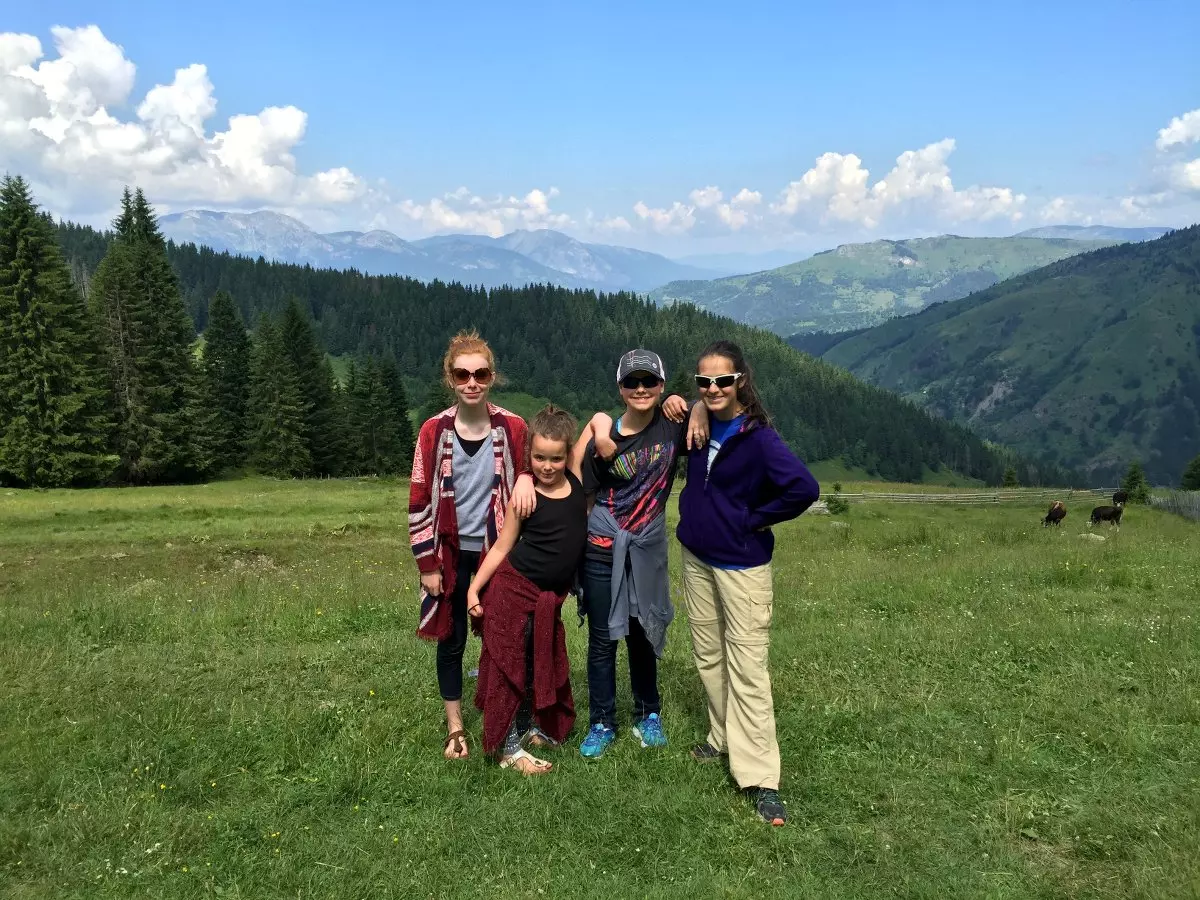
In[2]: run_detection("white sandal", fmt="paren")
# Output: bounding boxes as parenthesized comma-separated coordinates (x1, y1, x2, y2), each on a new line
(499, 748, 552, 775)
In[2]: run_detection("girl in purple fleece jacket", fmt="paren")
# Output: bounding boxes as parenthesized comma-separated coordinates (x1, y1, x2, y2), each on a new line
(676, 340, 819, 827)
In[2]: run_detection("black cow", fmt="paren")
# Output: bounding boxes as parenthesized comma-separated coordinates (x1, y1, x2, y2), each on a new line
(1090, 501, 1124, 527)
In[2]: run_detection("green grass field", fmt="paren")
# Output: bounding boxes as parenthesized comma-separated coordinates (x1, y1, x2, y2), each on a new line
(1, 479, 1197, 899)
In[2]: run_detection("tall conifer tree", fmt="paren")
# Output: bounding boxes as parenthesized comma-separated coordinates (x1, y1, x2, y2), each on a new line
(199, 290, 251, 471)
(279, 298, 340, 475)
(340, 358, 364, 476)
(89, 188, 199, 482)
(0, 176, 115, 486)
(378, 354, 415, 473)
(248, 316, 311, 477)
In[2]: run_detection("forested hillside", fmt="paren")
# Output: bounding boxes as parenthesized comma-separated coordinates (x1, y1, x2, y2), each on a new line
(52, 219, 1063, 486)
(651, 235, 1114, 335)
(807, 227, 1200, 486)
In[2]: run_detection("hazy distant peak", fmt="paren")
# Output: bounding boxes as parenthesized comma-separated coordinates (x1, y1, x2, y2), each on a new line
(158, 209, 715, 291)
(1015, 224, 1171, 242)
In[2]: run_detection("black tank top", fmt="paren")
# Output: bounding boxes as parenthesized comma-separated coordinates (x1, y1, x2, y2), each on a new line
(508, 470, 587, 592)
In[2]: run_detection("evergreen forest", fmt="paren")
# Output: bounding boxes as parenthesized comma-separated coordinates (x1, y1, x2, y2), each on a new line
(1, 178, 1067, 487)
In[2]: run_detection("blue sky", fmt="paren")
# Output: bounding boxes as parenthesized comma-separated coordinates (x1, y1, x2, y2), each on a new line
(4, 0, 1199, 255)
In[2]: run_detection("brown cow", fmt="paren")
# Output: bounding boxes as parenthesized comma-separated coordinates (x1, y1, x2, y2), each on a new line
(1043, 500, 1066, 526)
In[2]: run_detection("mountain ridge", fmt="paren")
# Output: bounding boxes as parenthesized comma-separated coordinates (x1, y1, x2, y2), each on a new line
(158, 210, 713, 292)
(808, 226, 1200, 486)
(652, 234, 1120, 335)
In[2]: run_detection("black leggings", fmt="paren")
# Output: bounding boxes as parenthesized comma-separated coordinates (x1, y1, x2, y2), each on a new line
(435, 549, 481, 701)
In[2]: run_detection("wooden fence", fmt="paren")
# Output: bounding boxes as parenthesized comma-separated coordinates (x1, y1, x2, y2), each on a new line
(833, 488, 1116, 505)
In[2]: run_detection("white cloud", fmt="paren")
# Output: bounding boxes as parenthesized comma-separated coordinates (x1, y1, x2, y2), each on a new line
(3, 24, 1195, 250)
(1156, 109, 1200, 150)
(1038, 197, 1078, 223)
(633, 199, 697, 235)
(1182, 158, 1200, 190)
(0, 25, 360, 214)
(0, 24, 572, 237)
(379, 187, 573, 237)
(586, 211, 632, 233)
(771, 139, 1025, 228)
(634, 186, 762, 235)
(1126, 106, 1200, 208)
(635, 140, 1024, 238)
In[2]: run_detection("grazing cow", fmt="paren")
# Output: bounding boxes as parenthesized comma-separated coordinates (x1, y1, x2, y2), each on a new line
(1090, 501, 1124, 527)
(1043, 500, 1067, 526)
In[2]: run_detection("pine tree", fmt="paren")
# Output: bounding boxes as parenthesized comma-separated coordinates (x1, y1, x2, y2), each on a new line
(1182, 454, 1200, 491)
(418, 376, 456, 424)
(0, 176, 116, 486)
(378, 354, 415, 473)
(247, 316, 311, 477)
(1120, 460, 1151, 503)
(340, 359, 365, 476)
(279, 298, 340, 475)
(198, 291, 251, 471)
(1002, 465, 1019, 487)
(89, 188, 199, 483)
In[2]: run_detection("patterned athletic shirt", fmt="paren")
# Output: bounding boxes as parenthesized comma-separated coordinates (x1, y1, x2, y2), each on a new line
(583, 407, 687, 561)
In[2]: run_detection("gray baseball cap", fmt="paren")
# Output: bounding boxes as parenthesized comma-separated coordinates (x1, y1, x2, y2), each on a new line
(616, 349, 666, 383)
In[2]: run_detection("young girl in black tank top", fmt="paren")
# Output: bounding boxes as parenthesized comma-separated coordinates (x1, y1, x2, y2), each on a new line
(467, 406, 590, 775)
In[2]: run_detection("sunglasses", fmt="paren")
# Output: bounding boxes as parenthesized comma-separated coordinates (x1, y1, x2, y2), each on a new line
(694, 373, 742, 390)
(620, 374, 662, 390)
(451, 367, 494, 386)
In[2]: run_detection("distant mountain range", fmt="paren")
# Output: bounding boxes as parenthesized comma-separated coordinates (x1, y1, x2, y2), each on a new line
(673, 249, 810, 277)
(791, 226, 1200, 486)
(158, 210, 714, 292)
(651, 234, 1123, 335)
(1015, 225, 1172, 242)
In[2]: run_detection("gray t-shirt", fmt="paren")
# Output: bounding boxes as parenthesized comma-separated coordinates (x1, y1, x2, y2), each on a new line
(452, 430, 494, 552)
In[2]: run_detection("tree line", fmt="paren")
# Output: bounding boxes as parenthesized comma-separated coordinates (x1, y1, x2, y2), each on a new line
(7, 178, 1074, 487)
(0, 177, 412, 487)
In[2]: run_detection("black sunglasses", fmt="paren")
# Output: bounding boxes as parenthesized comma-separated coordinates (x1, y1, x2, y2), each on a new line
(451, 367, 494, 385)
(694, 373, 742, 390)
(620, 374, 662, 390)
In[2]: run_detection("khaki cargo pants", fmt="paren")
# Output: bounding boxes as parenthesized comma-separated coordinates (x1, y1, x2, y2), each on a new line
(680, 547, 779, 790)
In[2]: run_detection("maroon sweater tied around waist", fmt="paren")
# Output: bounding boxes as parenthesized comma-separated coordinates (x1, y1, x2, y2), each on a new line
(473, 559, 575, 754)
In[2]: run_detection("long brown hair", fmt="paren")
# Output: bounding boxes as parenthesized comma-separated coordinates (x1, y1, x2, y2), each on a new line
(696, 341, 772, 428)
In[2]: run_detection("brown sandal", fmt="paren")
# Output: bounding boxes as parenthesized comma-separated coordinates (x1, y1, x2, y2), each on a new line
(443, 729, 469, 760)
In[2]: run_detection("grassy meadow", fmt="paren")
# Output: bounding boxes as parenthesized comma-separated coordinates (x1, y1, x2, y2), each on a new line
(1, 478, 1197, 899)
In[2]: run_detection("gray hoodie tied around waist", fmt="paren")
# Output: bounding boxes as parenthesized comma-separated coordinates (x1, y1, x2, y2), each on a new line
(586, 505, 674, 657)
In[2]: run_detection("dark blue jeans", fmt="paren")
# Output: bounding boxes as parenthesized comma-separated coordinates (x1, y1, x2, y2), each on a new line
(581, 555, 661, 729)
(435, 549, 481, 701)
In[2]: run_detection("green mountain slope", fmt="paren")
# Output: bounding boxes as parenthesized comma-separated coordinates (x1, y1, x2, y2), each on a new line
(813, 227, 1200, 486)
(652, 235, 1115, 335)
(52, 219, 1065, 486)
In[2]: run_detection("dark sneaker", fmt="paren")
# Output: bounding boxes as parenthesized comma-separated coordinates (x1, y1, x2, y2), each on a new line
(632, 713, 667, 748)
(689, 742, 727, 762)
(752, 788, 787, 826)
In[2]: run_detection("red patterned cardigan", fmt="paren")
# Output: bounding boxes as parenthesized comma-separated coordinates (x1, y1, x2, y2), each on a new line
(409, 403, 528, 641)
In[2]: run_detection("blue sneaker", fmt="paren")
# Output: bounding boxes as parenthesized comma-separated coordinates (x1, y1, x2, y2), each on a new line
(579, 724, 616, 759)
(632, 713, 667, 748)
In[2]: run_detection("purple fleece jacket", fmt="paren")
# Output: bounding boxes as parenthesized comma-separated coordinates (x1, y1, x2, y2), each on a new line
(676, 420, 820, 568)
